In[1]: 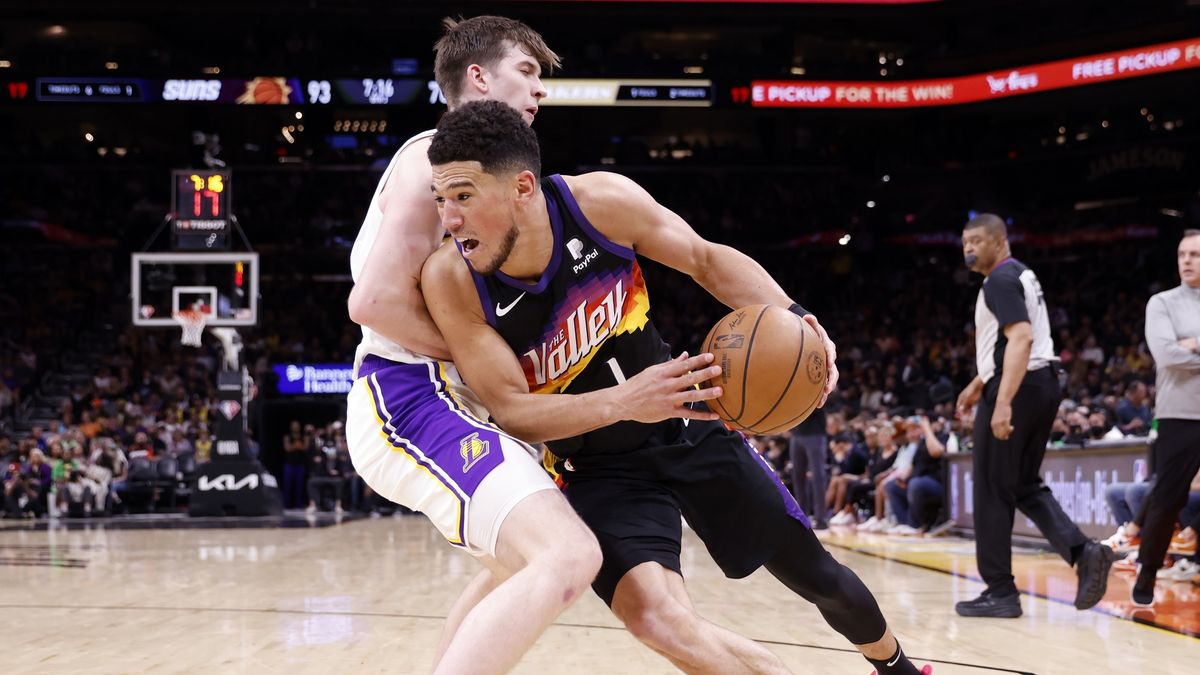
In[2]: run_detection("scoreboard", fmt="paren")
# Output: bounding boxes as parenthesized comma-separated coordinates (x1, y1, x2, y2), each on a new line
(5, 76, 714, 107)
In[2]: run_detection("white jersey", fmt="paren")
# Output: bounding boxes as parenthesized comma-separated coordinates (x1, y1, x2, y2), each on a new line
(350, 129, 437, 373)
(973, 258, 1056, 383)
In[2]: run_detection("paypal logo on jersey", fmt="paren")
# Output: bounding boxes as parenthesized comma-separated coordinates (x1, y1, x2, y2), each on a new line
(567, 238, 599, 274)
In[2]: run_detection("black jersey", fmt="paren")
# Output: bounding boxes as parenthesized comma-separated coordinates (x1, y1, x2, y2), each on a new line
(466, 175, 670, 463)
(973, 258, 1055, 384)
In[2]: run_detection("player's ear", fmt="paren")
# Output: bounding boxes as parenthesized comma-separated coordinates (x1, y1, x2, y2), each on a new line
(465, 63, 487, 96)
(513, 170, 537, 205)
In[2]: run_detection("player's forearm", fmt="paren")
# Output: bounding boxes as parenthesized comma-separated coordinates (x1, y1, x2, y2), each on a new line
(349, 277, 451, 360)
(995, 336, 1032, 407)
(489, 388, 626, 444)
(694, 243, 793, 310)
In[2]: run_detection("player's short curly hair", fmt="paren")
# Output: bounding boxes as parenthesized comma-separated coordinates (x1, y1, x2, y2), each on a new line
(434, 15, 560, 106)
(428, 100, 541, 178)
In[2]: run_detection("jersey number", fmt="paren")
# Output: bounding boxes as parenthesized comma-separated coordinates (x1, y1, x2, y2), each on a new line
(605, 357, 627, 384)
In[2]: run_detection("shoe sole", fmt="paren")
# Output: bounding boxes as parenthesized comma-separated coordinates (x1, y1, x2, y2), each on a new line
(1075, 545, 1117, 609)
(955, 605, 1023, 618)
(1130, 587, 1155, 607)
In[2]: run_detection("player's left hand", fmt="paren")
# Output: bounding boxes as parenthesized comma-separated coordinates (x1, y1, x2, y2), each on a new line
(802, 314, 838, 408)
(1180, 336, 1199, 353)
(991, 402, 1015, 440)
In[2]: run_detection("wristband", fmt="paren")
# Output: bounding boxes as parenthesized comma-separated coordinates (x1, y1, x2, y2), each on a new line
(788, 303, 813, 318)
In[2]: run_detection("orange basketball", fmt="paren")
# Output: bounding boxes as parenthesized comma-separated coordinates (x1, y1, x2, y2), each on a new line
(701, 304, 826, 435)
(254, 78, 286, 104)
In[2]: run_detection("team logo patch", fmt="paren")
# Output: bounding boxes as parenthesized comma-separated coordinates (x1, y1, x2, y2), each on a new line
(218, 400, 241, 420)
(712, 334, 745, 349)
(460, 432, 491, 472)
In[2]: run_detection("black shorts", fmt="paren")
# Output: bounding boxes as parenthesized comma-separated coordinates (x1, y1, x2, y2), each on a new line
(561, 418, 810, 605)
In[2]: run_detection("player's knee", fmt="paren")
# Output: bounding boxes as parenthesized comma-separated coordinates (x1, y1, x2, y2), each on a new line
(567, 534, 603, 588)
(540, 529, 601, 593)
(622, 597, 694, 652)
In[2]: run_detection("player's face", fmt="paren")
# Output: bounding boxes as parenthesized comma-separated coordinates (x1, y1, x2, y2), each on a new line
(480, 43, 548, 124)
(432, 161, 519, 276)
(1179, 234, 1200, 287)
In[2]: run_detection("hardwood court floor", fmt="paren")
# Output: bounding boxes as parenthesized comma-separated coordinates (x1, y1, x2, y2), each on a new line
(818, 526, 1200, 640)
(0, 515, 1195, 674)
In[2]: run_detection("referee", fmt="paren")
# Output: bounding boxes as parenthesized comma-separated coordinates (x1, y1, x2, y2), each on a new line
(954, 214, 1114, 618)
(1132, 229, 1200, 606)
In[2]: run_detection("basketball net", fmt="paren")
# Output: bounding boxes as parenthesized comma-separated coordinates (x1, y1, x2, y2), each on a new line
(173, 309, 207, 347)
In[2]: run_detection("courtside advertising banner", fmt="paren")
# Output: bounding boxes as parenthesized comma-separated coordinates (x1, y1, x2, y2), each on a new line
(752, 37, 1200, 108)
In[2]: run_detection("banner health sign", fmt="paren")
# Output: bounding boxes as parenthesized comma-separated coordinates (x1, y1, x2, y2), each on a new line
(273, 363, 355, 395)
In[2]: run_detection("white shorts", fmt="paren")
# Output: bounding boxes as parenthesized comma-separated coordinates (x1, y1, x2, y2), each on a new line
(345, 356, 556, 557)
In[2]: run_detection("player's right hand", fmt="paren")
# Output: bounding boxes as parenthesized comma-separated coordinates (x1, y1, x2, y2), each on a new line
(616, 352, 723, 424)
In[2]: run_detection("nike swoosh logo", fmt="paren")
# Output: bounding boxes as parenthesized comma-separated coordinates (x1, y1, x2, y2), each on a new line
(495, 292, 526, 317)
(887, 649, 902, 667)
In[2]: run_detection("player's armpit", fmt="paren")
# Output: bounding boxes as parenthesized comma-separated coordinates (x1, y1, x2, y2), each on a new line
(347, 137, 449, 359)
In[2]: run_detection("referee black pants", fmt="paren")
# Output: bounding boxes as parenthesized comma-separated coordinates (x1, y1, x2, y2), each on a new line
(1136, 419, 1200, 578)
(972, 367, 1089, 596)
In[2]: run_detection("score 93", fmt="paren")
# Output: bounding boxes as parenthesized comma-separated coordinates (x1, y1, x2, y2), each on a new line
(307, 80, 332, 104)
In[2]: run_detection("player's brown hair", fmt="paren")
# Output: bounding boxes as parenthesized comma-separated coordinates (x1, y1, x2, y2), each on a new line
(434, 16, 560, 106)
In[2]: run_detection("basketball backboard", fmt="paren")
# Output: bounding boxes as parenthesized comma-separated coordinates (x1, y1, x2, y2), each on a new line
(131, 252, 259, 327)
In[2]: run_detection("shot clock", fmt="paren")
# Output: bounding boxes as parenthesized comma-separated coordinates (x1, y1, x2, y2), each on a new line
(172, 169, 231, 250)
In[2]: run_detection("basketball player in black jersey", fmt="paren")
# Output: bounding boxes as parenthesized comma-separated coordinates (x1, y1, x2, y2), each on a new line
(421, 101, 931, 675)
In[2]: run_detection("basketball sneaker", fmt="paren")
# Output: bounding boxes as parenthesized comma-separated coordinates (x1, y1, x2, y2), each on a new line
(1112, 551, 1138, 573)
(870, 665, 933, 675)
(1168, 529, 1197, 556)
(955, 590, 1022, 618)
(861, 516, 892, 533)
(830, 510, 857, 526)
(925, 519, 956, 538)
(1074, 541, 1116, 609)
(1131, 567, 1155, 607)
(1157, 559, 1200, 583)
(1101, 524, 1140, 552)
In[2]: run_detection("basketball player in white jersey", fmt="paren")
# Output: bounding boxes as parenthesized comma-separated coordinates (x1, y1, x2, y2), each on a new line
(342, 17, 616, 674)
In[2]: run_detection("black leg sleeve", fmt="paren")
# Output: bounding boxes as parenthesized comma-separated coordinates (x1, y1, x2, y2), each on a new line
(764, 520, 888, 645)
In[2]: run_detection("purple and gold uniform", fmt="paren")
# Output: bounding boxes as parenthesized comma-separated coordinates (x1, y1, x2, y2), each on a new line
(344, 132, 556, 557)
